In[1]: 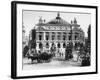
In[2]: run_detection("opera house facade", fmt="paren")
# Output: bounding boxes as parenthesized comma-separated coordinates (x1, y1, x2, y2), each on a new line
(30, 13, 85, 53)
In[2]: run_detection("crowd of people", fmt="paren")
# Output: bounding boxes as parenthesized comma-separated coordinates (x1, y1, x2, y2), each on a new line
(23, 42, 90, 66)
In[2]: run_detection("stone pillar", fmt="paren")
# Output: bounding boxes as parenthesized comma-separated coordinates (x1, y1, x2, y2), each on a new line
(43, 42, 45, 52)
(55, 32, 57, 40)
(44, 32, 45, 41)
(36, 43, 39, 52)
(72, 33, 74, 45)
(72, 32, 74, 40)
(36, 32, 38, 40)
(66, 32, 68, 41)
(56, 32, 58, 40)
(60, 43, 62, 49)
(61, 32, 63, 41)
(49, 33, 51, 41)
(55, 42, 57, 48)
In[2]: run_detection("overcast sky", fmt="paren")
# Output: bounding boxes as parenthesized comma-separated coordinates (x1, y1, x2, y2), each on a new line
(23, 10, 91, 37)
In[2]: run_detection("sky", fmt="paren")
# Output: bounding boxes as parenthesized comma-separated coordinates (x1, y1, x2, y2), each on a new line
(23, 10, 91, 37)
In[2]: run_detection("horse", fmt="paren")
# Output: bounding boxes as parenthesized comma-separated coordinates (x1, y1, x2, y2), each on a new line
(28, 51, 53, 63)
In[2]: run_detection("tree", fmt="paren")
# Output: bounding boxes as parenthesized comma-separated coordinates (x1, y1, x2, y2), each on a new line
(31, 40, 36, 49)
(65, 42, 73, 60)
(23, 45, 29, 57)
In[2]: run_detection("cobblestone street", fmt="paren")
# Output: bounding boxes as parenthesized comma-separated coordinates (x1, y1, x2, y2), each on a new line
(23, 57, 81, 70)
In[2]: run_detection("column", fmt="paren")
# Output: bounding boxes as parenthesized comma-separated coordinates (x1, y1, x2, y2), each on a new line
(55, 42, 57, 48)
(44, 32, 45, 41)
(72, 32, 74, 40)
(50, 32, 52, 41)
(36, 43, 39, 52)
(66, 32, 68, 41)
(56, 32, 57, 40)
(61, 43, 63, 49)
(72, 32, 75, 45)
(43, 42, 45, 52)
(56, 32, 58, 41)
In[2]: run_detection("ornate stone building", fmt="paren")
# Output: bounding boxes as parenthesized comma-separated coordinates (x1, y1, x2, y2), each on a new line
(30, 13, 85, 53)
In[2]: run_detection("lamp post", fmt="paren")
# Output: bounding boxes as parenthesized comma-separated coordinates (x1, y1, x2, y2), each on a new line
(70, 22, 73, 55)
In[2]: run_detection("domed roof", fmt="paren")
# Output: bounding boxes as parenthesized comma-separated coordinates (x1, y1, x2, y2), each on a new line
(46, 13, 71, 26)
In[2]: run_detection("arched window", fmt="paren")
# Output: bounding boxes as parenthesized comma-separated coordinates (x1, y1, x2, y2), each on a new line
(75, 35, 77, 40)
(52, 43, 55, 46)
(68, 33, 72, 40)
(39, 43, 42, 49)
(69, 35, 71, 40)
(57, 43, 60, 48)
(39, 35, 42, 40)
(57, 32, 61, 40)
(58, 35, 61, 40)
(46, 32, 49, 40)
(46, 35, 49, 40)
(46, 43, 49, 48)
(38, 32, 43, 40)
(52, 35, 55, 40)
(63, 35, 66, 40)
(75, 32, 79, 40)
(63, 43, 66, 48)
(52, 32, 55, 40)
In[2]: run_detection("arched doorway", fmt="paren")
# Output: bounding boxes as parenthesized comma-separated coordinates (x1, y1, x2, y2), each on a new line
(39, 42, 43, 49)
(63, 43, 66, 48)
(57, 43, 60, 48)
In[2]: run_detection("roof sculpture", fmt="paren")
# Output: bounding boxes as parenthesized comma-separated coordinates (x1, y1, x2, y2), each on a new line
(35, 12, 81, 31)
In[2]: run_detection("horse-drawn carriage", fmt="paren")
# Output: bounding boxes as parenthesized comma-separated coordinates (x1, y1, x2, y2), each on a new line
(27, 49, 53, 63)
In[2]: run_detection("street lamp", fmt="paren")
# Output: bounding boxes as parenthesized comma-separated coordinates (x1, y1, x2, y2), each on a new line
(70, 21, 73, 54)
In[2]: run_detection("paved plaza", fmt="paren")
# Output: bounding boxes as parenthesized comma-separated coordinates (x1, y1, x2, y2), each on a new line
(23, 57, 81, 70)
